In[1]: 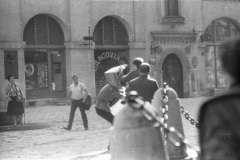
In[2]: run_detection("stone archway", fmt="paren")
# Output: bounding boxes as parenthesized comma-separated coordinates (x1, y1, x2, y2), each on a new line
(93, 16, 130, 94)
(157, 48, 191, 98)
(23, 14, 66, 99)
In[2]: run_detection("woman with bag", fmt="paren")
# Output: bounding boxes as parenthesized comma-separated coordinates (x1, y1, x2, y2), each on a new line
(5, 75, 25, 125)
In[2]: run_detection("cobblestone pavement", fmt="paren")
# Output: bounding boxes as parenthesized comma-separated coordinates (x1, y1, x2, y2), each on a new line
(0, 97, 208, 160)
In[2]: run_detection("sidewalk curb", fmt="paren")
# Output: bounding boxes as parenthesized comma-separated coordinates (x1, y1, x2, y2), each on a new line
(0, 123, 50, 132)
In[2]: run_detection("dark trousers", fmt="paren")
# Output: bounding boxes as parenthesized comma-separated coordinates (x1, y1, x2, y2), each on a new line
(95, 108, 114, 124)
(67, 99, 88, 129)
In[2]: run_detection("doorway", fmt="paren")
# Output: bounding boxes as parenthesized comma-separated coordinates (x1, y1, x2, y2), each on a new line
(23, 14, 65, 99)
(93, 16, 129, 94)
(25, 50, 65, 99)
(162, 54, 183, 98)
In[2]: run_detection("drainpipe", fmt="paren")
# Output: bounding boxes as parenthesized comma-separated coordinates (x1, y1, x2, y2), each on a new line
(133, 1, 136, 42)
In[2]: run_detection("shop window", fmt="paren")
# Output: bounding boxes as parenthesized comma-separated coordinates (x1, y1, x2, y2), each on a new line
(203, 19, 240, 42)
(93, 16, 128, 46)
(203, 18, 240, 89)
(23, 14, 64, 45)
(205, 46, 227, 88)
(23, 14, 65, 99)
(25, 51, 48, 90)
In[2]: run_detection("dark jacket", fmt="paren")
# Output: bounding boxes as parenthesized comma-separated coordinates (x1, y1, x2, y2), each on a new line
(120, 70, 139, 84)
(128, 75, 159, 103)
(199, 83, 240, 160)
(95, 84, 123, 112)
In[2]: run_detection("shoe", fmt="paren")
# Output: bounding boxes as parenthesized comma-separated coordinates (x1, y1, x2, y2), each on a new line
(84, 127, 88, 130)
(62, 126, 71, 131)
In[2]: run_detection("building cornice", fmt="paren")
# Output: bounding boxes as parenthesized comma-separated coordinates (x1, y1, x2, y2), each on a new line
(0, 41, 26, 49)
(151, 32, 196, 44)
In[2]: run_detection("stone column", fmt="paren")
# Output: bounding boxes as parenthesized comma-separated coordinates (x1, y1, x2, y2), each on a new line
(64, 41, 96, 97)
(0, 41, 26, 110)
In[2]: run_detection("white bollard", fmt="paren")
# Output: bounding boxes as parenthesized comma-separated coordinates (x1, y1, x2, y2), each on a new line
(110, 102, 169, 160)
(152, 87, 189, 160)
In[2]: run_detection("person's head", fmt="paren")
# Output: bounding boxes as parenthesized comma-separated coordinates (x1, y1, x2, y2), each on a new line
(139, 63, 150, 76)
(219, 38, 240, 83)
(132, 57, 144, 70)
(7, 75, 14, 83)
(119, 64, 128, 77)
(72, 75, 79, 84)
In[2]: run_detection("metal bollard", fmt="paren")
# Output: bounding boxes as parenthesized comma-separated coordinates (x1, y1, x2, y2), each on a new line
(152, 87, 189, 160)
(110, 93, 169, 160)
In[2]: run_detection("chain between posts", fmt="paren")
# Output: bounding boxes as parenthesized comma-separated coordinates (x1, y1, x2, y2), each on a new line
(161, 82, 199, 129)
(126, 91, 200, 157)
(180, 105, 199, 129)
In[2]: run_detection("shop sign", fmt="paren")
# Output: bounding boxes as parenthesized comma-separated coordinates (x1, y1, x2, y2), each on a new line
(94, 52, 125, 71)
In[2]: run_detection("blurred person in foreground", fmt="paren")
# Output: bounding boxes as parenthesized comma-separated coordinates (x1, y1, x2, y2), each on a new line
(63, 75, 89, 131)
(199, 38, 240, 160)
(5, 75, 25, 125)
(128, 63, 159, 103)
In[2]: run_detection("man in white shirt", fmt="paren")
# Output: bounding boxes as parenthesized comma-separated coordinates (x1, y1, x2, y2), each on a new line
(63, 75, 89, 131)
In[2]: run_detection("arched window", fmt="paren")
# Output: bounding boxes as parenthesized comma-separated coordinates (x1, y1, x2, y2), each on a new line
(23, 14, 65, 99)
(203, 18, 240, 42)
(23, 14, 64, 45)
(93, 16, 128, 46)
(203, 18, 240, 89)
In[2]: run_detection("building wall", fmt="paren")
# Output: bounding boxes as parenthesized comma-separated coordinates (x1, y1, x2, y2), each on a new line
(1, 0, 240, 108)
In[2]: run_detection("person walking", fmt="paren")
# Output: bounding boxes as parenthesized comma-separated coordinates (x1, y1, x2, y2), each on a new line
(63, 75, 89, 131)
(128, 63, 159, 103)
(5, 75, 25, 125)
(198, 38, 240, 160)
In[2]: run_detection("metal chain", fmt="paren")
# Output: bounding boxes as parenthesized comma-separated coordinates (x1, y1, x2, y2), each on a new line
(180, 105, 199, 129)
(161, 83, 169, 136)
(126, 91, 200, 157)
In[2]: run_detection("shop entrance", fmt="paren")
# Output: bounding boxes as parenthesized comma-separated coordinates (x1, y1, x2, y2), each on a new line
(162, 54, 183, 98)
(94, 50, 129, 94)
(93, 16, 129, 94)
(25, 50, 65, 99)
(23, 14, 65, 99)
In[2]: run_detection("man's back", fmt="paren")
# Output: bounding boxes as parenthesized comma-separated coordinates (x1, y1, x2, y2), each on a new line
(199, 86, 240, 160)
(128, 75, 159, 103)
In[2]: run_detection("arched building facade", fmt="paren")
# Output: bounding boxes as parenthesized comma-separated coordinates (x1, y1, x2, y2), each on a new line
(1, 0, 240, 107)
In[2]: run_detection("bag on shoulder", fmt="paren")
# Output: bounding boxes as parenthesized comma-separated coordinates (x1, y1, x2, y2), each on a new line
(83, 95, 92, 110)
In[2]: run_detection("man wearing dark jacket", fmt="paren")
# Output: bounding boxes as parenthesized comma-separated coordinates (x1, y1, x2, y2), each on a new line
(128, 63, 159, 103)
(199, 38, 240, 160)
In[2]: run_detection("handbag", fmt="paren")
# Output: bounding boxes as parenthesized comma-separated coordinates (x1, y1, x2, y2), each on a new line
(12, 83, 23, 102)
(83, 95, 92, 110)
(16, 94, 23, 102)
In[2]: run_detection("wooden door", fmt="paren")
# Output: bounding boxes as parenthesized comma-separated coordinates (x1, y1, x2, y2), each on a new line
(162, 54, 183, 98)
